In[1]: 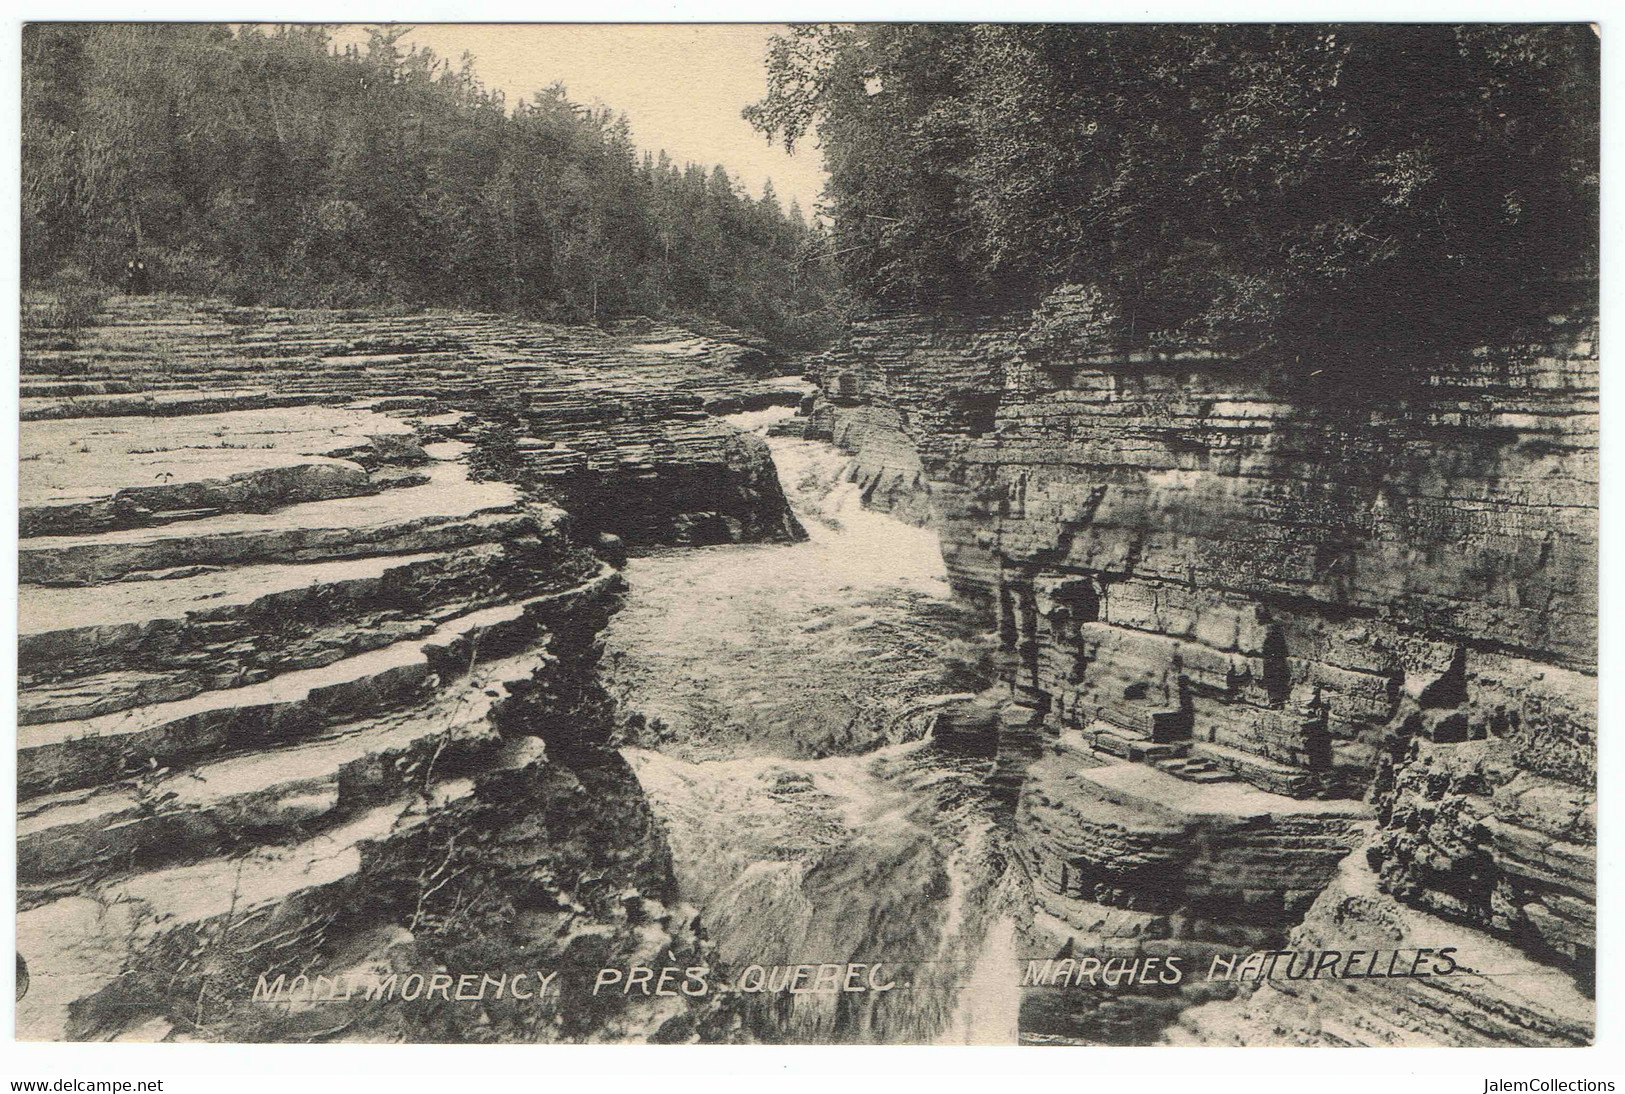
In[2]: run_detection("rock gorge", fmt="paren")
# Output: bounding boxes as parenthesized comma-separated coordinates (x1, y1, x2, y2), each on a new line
(786, 287, 1597, 1044)
(13, 286, 1599, 1045)
(16, 296, 807, 1042)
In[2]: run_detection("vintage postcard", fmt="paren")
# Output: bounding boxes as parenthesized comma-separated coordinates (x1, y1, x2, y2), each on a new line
(14, 22, 1599, 1050)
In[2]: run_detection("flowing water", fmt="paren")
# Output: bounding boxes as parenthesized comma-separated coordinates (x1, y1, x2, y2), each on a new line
(602, 408, 1024, 1044)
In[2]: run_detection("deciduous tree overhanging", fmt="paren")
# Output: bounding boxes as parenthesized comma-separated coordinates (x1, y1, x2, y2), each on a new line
(22, 23, 841, 351)
(746, 24, 1599, 370)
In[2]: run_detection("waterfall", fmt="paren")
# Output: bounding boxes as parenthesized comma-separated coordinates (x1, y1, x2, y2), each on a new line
(599, 410, 1016, 1043)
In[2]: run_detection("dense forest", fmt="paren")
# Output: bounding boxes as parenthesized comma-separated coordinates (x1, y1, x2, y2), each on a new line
(746, 24, 1599, 366)
(22, 24, 1600, 363)
(22, 24, 840, 350)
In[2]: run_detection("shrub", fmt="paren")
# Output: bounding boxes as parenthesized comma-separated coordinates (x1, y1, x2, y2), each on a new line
(25, 268, 108, 346)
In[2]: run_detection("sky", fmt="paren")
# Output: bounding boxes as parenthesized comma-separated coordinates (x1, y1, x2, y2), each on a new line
(326, 23, 829, 212)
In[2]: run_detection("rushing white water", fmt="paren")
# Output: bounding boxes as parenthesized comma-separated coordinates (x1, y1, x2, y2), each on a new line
(600, 416, 977, 761)
(602, 410, 1021, 1043)
(938, 879, 1025, 1045)
(738, 406, 952, 597)
(776, 441, 953, 600)
(722, 404, 800, 433)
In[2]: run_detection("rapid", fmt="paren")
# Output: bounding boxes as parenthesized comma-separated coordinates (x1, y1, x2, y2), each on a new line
(601, 408, 1025, 1044)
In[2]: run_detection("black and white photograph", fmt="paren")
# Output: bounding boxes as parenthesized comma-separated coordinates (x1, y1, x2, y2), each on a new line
(11, 18, 1603, 1056)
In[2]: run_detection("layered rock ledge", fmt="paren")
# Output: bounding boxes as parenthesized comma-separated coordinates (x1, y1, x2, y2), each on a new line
(24, 295, 810, 549)
(789, 290, 1596, 1043)
(15, 296, 807, 1042)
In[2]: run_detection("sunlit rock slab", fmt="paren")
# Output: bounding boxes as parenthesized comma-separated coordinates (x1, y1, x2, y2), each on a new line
(19, 459, 521, 586)
(19, 405, 427, 536)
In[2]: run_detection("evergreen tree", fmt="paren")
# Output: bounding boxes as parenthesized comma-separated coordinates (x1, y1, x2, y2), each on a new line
(22, 23, 840, 351)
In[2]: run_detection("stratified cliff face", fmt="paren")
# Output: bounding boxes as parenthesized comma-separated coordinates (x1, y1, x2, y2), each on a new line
(802, 288, 1597, 1040)
(16, 297, 799, 1043)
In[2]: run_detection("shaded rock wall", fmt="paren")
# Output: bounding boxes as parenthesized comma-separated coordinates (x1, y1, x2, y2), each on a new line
(1010, 745, 1369, 1045)
(802, 292, 1597, 1014)
(478, 393, 803, 548)
(1020, 758, 1365, 926)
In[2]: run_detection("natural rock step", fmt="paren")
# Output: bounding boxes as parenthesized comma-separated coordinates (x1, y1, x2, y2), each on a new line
(20, 604, 508, 798)
(20, 457, 379, 538)
(21, 670, 221, 728)
(20, 405, 426, 537)
(1086, 726, 1191, 763)
(19, 455, 521, 587)
(343, 395, 446, 414)
(19, 389, 339, 421)
(19, 380, 148, 398)
(1190, 740, 1320, 797)
(16, 794, 465, 1042)
(21, 403, 423, 466)
(19, 542, 518, 689)
(18, 567, 622, 798)
(1481, 816, 1597, 902)
(18, 647, 554, 890)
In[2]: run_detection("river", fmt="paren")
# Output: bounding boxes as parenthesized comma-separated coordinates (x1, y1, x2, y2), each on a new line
(600, 408, 1025, 1044)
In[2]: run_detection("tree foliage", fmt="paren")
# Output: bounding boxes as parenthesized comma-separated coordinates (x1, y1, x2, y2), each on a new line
(23, 23, 839, 349)
(747, 24, 1598, 364)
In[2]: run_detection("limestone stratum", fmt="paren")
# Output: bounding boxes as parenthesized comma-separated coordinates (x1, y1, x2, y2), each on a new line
(16, 296, 809, 1043)
(787, 292, 1596, 1045)
(14, 280, 1597, 1046)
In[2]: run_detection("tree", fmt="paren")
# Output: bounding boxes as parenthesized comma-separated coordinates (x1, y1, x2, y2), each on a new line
(22, 23, 840, 350)
(746, 23, 1599, 368)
